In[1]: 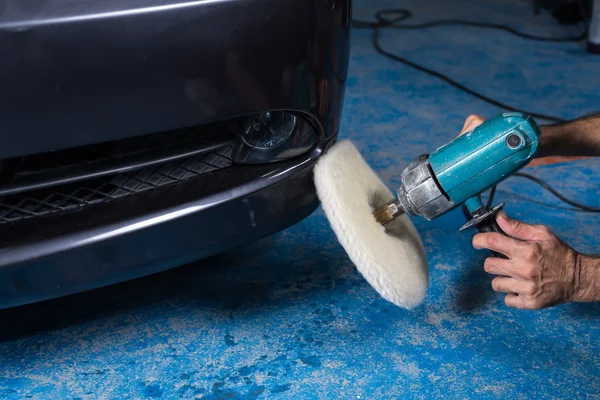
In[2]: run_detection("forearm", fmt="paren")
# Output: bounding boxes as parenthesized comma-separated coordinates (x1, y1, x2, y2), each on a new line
(572, 254, 600, 303)
(538, 113, 600, 157)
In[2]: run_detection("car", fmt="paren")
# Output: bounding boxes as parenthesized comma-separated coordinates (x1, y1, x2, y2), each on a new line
(0, 0, 352, 308)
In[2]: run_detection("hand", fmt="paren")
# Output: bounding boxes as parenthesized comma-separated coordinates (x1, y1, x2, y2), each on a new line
(472, 211, 581, 310)
(458, 114, 486, 136)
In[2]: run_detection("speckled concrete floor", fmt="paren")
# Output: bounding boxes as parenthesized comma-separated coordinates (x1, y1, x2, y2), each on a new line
(1, 0, 599, 398)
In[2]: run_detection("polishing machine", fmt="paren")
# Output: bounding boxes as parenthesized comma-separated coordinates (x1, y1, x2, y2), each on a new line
(373, 112, 541, 256)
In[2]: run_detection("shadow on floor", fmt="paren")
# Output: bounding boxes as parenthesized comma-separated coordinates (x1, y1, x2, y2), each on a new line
(564, 301, 600, 319)
(454, 255, 495, 313)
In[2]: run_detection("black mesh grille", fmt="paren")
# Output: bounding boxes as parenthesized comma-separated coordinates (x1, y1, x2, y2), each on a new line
(0, 145, 234, 224)
(16, 122, 239, 174)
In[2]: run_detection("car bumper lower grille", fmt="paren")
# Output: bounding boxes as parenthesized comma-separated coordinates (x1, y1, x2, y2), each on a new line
(0, 123, 237, 224)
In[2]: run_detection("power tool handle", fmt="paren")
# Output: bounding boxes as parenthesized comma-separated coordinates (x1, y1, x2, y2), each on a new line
(475, 217, 509, 259)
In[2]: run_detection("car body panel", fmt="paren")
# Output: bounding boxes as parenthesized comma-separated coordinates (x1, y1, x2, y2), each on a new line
(0, 0, 351, 158)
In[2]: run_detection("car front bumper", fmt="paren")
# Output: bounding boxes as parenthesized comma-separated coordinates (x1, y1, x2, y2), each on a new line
(0, 139, 336, 309)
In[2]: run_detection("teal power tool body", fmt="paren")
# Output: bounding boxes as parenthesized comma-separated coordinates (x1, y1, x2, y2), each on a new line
(373, 112, 541, 258)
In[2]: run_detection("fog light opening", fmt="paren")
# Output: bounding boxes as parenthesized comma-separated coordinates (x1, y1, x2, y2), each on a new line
(234, 111, 318, 165)
(241, 112, 297, 150)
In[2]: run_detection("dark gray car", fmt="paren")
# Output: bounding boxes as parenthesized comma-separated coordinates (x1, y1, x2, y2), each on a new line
(0, 0, 352, 308)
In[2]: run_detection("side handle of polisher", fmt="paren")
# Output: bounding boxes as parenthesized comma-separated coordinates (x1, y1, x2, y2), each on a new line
(460, 197, 509, 259)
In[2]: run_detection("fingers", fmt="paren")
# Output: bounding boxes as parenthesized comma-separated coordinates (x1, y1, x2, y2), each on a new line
(484, 257, 540, 281)
(472, 232, 520, 258)
(504, 293, 545, 310)
(491, 276, 532, 295)
(483, 257, 515, 276)
(491, 277, 518, 293)
(504, 293, 528, 309)
(495, 211, 539, 241)
(459, 114, 485, 136)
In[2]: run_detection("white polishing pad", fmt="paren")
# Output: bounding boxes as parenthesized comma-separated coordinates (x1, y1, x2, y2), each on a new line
(314, 139, 429, 309)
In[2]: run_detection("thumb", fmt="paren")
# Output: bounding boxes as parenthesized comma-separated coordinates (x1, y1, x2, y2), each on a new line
(496, 210, 537, 241)
(459, 114, 485, 136)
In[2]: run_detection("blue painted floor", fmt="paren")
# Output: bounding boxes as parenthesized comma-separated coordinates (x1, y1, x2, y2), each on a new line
(2, 0, 599, 398)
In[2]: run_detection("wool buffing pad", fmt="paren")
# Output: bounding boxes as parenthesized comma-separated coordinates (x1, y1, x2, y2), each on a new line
(314, 140, 429, 309)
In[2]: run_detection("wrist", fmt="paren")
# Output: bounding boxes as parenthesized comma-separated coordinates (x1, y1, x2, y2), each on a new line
(572, 253, 600, 303)
(537, 124, 562, 158)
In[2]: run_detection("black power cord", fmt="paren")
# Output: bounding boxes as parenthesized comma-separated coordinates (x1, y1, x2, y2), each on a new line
(353, 9, 599, 213)
(485, 172, 600, 212)
(354, 12, 587, 42)
(352, 9, 587, 123)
